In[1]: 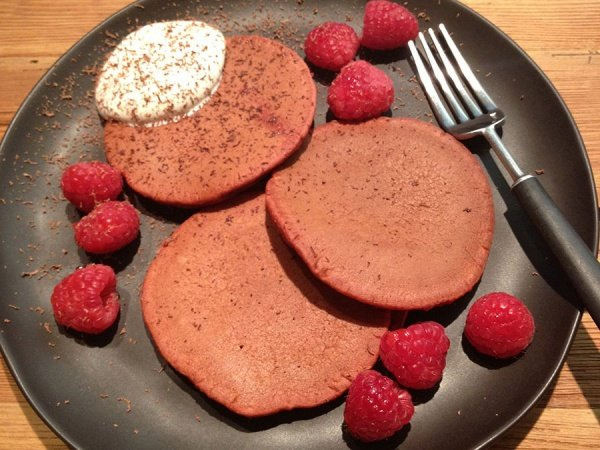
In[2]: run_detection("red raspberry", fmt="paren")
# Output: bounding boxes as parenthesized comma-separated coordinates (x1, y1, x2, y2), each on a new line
(61, 161, 123, 213)
(344, 370, 414, 442)
(304, 22, 360, 71)
(327, 60, 394, 121)
(464, 292, 535, 358)
(361, 0, 419, 50)
(74, 201, 140, 254)
(50, 264, 120, 334)
(380, 321, 450, 389)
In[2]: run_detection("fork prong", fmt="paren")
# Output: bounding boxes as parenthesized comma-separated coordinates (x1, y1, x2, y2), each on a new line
(407, 39, 456, 130)
(439, 24, 498, 113)
(417, 32, 469, 123)
(427, 28, 482, 117)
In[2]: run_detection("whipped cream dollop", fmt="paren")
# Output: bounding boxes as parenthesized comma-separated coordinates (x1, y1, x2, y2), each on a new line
(95, 20, 226, 126)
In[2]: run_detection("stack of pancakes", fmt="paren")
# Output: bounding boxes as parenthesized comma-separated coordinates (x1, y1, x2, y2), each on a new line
(98, 27, 494, 417)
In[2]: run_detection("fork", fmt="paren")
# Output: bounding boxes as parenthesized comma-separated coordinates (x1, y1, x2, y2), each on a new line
(408, 24, 600, 329)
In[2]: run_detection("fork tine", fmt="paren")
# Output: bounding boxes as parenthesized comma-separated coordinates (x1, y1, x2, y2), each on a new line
(438, 24, 498, 113)
(407, 39, 456, 130)
(427, 28, 482, 117)
(417, 32, 470, 123)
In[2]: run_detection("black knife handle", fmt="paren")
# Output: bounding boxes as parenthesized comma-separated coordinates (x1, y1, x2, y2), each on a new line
(512, 175, 600, 329)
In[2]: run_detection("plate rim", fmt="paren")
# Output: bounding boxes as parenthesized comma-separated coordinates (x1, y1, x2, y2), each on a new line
(0, 0, 596, 448)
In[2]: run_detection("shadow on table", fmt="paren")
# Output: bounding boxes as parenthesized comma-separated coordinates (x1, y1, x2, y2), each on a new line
(566, 315, 600, 421)
(490, 313, 600, 448)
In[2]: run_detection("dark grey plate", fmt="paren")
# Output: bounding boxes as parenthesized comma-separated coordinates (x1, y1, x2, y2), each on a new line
(0, 0, 597, 449)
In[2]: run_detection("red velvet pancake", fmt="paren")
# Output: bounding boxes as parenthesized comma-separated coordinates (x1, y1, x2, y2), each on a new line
(266, 118, 495, 310)
(141, 193, 390, 417)
(103, 35, 316, 208)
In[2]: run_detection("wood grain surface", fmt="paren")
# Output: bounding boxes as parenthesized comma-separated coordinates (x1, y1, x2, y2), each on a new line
(0, 0, 598, 448)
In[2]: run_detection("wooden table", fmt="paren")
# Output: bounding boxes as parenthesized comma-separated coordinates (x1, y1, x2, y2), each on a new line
(0, 1, 598, 448)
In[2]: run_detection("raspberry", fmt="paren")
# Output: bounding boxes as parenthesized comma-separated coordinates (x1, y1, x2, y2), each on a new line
(361, 0, 419, 50)
(304, 22, 360, 71)
(380, 321, 450, 389)
(464, 292, 535, 358)
(327, 60, 394, 121)
(50, 264, 120, 334)
(74, 201, 140, 254)
(61, 161, 123, 213)
(344, 370, 414, 442)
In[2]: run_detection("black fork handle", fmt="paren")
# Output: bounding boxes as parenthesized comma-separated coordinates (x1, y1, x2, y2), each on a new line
(512, 175, 600, 328)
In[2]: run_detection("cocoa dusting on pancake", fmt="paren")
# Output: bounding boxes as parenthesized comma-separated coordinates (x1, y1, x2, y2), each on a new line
(141, 194, 389, 417)
(266, 117, 495, 310)
(104, 36, 316, 208)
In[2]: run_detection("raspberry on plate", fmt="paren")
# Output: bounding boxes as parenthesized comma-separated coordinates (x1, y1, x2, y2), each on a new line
(61, 161, 123, 213)
(361, 0, 419, 50)
(464, 292, 535, 358)
(380, 321, 450, 389)
(304, 21, 360, 71)
(74, 201, 140, 254)
(327, 60, 394, 121)
(344, 370, 414, 442)
(51, 264, 120, 334)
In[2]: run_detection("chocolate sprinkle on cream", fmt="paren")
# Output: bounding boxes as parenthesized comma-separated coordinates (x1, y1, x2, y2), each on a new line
(95, 21, 226, 127)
